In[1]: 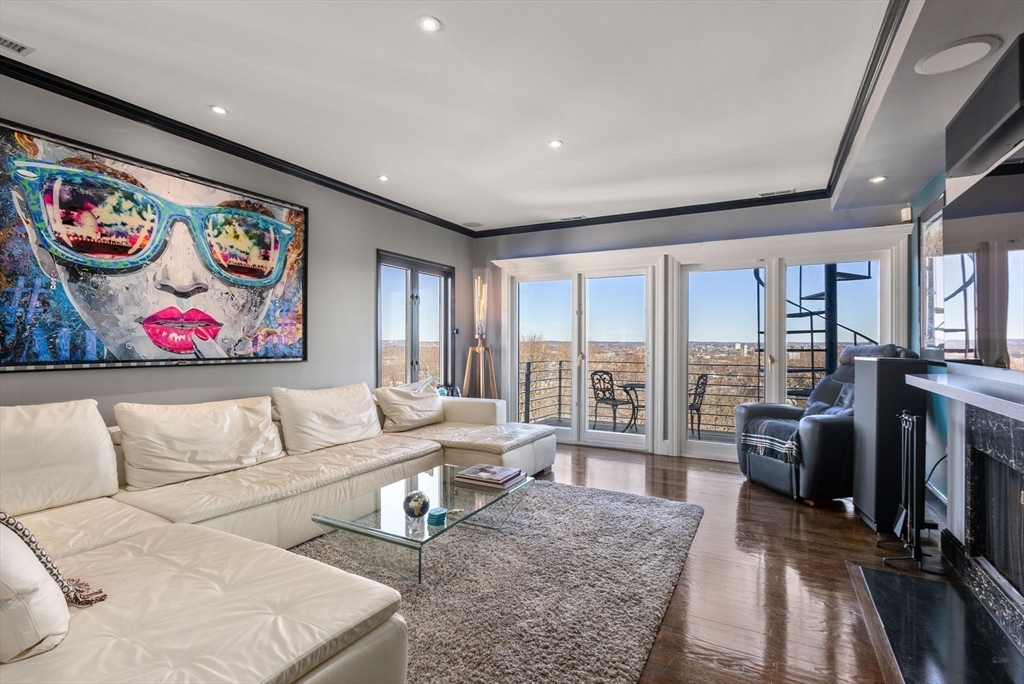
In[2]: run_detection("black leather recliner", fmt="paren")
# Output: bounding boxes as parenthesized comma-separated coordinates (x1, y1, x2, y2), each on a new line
(734, 344, 918, 501)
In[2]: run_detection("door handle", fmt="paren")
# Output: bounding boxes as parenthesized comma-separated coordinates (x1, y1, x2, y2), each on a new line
(577, 353, 585, 367)
(767, 355, 775, 373)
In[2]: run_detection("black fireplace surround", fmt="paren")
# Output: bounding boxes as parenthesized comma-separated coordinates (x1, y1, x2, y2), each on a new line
(943, 405, 1024, 654)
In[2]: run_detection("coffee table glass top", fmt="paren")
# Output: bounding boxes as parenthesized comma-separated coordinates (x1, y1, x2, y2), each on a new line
(312, 464, 533, 548)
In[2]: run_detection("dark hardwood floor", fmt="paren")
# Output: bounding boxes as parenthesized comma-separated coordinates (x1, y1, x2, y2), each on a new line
(536, 443, 947, 684)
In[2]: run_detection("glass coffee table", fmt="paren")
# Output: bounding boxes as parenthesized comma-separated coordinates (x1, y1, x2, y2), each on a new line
(312, 464, 533, 583)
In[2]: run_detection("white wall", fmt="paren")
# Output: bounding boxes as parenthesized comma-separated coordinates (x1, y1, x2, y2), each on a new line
(0, 76, 474, 423)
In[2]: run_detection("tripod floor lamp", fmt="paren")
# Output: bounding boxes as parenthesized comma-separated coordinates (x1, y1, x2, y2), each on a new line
(463, 268, 498, 398)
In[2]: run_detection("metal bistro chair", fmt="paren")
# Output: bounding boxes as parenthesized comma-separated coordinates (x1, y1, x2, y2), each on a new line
(622, 383, 645, 433)
(590, 370, 633, 432)
(688, 373, 709, 440)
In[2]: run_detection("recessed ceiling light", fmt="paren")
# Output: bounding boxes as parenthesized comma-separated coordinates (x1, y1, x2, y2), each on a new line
(210, 105, 228, 115)
(915, 36, 1001, 75)
(548, 140, 563, 148)
(419, 16, 441, 32)
(462, 222, 483, 229)
(869, 176, 887, 184)
(378, 175, 389, 182)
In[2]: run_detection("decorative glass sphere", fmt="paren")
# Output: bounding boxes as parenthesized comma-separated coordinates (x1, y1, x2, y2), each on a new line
(403, 490, 430, 518)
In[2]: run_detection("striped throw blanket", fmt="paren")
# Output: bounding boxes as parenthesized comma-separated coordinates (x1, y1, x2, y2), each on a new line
(740, 417, 801, 465)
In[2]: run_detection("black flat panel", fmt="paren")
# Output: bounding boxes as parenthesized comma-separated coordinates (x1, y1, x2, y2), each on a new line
(946, 34, 1024, 179)
(854, 358, 930, 532)
(862, 567, 1024, 683)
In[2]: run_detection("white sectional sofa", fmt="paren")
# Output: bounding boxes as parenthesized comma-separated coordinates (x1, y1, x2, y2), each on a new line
(0, 388, 555, 683)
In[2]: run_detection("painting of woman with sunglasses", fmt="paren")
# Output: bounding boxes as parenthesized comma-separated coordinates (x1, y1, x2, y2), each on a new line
(0, 124, 306, 369)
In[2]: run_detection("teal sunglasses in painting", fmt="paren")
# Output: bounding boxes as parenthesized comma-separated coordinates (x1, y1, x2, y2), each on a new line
(8, 158, 296, 288)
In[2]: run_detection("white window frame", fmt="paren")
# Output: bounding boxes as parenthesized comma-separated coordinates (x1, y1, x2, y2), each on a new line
(494, 224, 910, 461)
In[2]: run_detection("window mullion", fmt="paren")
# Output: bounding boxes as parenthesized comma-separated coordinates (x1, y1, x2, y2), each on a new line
(410, 268, 421, 383)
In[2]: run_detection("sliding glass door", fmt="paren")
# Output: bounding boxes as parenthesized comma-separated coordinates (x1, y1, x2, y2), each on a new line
(514, 270, 650, 448)
(516, 278, 575, 440)
(784, 260, 880, 406)
(582, 273, 648, 448)
(682, 255, 885, 457)
(686, 267, 766, 444)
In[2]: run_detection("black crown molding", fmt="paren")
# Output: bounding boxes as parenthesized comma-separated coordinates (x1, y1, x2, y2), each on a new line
(0, 56, 476, 237)
(826, 0, 910, 197)
(2, 0, 906, 241)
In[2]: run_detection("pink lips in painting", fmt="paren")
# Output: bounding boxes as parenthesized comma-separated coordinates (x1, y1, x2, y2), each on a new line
(141, 307, 222, 354)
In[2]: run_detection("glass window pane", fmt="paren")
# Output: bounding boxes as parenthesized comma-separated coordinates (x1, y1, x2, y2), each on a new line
(517, 280, 572, 426)
(687, 268, 765, 442)
(418, 273, 442, 383)
(380, 265, 409, 387)
(586, 275, 646, 434)
(941, 253, 977, 359)
(1009, 250, 1023, 371)
(785, 261, 879, 406)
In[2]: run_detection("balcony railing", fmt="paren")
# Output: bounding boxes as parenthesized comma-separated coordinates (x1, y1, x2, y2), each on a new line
(686, 359, 763, 436)
(519, 351, 841, 439)
(518, 359, 646, 431)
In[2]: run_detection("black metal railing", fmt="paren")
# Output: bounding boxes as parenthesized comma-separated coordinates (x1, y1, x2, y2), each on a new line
(686, 359, 764, 435)
(520, 344, 865, 438)
(518, 359, 646, 430)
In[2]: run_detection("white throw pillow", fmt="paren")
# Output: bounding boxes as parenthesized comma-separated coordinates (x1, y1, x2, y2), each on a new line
(373, 377, 444, 433)
(0, 526, 69, 663)
(114, 397, 284, 491)
(271, 383, 382, 455)
(0, 400, 118, 516)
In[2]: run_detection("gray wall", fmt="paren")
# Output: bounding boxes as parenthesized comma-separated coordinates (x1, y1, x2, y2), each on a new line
(474, 197, 906, 378)
(0, 77, 474, 423)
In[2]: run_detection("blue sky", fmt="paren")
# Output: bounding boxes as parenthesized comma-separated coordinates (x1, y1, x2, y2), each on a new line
(519, 275, 647, 342)
(518, 263, 884, 344)
(1008, 250, 1023, 338)
(380, 266, 441, 342)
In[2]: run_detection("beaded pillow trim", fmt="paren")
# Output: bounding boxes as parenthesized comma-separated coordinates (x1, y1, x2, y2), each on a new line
(0, 510, 107, 606)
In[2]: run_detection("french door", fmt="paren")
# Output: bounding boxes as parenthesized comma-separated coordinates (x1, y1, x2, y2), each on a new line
(514, 270, 651, 449)
(681, 255, 884, 459)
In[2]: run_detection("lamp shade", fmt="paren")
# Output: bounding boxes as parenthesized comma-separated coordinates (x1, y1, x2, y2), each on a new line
(473, 268, 488, 337)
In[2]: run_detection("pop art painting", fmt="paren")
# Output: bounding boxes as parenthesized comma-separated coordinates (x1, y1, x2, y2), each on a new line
(0, 122, 306, 371)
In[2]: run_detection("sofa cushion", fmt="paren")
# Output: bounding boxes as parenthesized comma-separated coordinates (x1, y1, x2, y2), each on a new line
(113, 434, 441, 524)
(0, 400, 118, 516)
(0, 524, 401, 684)
(440, 397, 507, 425)
(19, 499, 169, 561)
(373, 378, 444, 432)
(0, 526, 69, 664)
(442, 433, 557, 476)
(115, 397, 284, 491)
(272, 384, 382, 455)
(401, 421, 556, 454)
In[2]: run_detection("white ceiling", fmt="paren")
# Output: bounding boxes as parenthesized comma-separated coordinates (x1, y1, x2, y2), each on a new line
(0, 0, 889, 231)
(833, 0, 1024, 210)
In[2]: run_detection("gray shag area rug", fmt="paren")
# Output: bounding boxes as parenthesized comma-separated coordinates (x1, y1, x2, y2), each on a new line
(290, 480, 703, 684)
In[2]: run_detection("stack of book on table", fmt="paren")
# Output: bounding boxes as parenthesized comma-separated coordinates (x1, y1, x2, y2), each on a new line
(455, 464, 526, 490)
